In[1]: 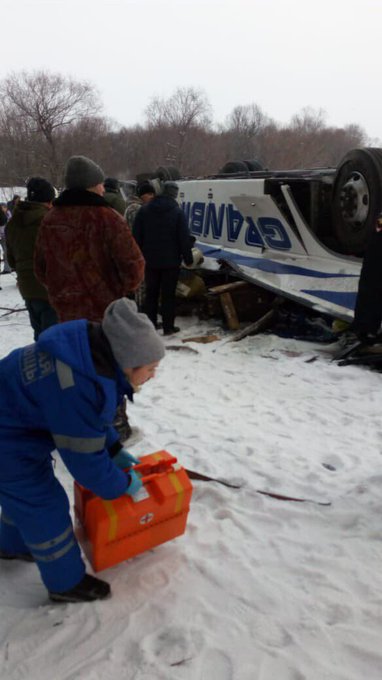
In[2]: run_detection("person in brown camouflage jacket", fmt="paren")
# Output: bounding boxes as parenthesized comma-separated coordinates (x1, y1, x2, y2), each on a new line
(124, 180, 155, 229)
(34, 156, 145, 323)
(34, 156, 145, 441)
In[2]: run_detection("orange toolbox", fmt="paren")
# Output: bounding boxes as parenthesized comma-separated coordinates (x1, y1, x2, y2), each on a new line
(74, 450, 193, 572)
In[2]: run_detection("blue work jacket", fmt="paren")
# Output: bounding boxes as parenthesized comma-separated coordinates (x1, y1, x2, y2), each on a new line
(0, 320, 132, 499)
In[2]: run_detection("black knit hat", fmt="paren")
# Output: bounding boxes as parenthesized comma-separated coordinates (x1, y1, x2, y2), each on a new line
(64, 155, 105, 190)
(163, 181, 179, 199)
(26, 177, 55, 203)
(104, 177, 119, 191)
(137, 181, 155, 198)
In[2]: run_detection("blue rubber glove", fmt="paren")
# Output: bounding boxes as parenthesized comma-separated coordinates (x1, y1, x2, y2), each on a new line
(113, 448, 141, 470)
(125, 470, 143, 497)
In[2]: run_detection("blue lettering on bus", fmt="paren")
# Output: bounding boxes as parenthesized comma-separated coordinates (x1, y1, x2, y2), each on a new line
(244, 216, 264, 247)
(226, 205, 244, 242)
(203, 203, 225, 239)
(182, 201, 292, 251)
(189, 202, 205, 236)
(257, 216, 292, 250)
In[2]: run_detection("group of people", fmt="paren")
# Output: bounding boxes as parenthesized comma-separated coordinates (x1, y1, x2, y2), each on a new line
(0, 154, 194, 603)
(3, 156, 193, 339)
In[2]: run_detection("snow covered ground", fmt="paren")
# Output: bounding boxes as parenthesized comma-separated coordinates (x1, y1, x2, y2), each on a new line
(1, 272, 382, 680)
(0, 187, 27, 204)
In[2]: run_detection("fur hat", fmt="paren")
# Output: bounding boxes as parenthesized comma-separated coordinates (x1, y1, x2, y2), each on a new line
(163, 181, 179, 200)
(102, 298, 165, 369)
(137, 181, 155, 198)
(26, 177, 55, 203)
(64, 155, 105, 190)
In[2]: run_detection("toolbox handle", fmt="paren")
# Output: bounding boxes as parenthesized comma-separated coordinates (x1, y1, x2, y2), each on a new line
(133, 456, 179, 483)
(140, 472, 164, 484)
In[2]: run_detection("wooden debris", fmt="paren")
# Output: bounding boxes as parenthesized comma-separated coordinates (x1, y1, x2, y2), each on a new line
(182, 334, 220, 344)
(208, 280, 252, 295)
(219, 292, 240, 329)
(230, 308, 276, 341)
(165, 344, 199, 354)
(229, 297, 284, 342)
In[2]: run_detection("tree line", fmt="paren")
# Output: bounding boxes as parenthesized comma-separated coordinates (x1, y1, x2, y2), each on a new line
(0, 69, 371, 188)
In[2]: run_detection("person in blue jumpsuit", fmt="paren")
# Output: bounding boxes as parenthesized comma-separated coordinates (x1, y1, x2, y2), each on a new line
(0, 298, 165, 603)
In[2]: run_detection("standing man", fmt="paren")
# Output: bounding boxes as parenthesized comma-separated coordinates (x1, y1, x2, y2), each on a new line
(345, 211, 382, 344)
(34, 155, 145, 439)
(34, 155, 145, 323)
(6, 177, 58, 339)
(133, 181, 193, 335)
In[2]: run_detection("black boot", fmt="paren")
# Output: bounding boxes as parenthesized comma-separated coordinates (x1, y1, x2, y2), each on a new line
(163, 326, 180, 336)
(49, 573, 111, 603)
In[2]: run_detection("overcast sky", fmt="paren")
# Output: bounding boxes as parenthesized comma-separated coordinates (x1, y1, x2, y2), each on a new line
(2, 0, 382, 141)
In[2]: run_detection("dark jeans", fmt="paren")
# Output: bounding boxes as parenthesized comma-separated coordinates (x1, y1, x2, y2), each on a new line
(25, 298, 58, 340)
(144, 267, 180, 332)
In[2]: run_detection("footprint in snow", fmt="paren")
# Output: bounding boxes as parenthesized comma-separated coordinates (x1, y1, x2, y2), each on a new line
(200, 649, 234, 680)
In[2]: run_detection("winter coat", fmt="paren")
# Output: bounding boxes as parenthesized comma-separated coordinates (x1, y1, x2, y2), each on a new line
(5, 201, 51, 300)
(34, 189, 145, 322)
(124, 195, 143, 229)
(0, 319, 130, 499)
(133, 195, 193, 269)
(104, 189, 126, 216)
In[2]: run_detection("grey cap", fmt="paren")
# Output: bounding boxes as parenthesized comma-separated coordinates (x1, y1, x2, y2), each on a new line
(163, 181, 179, 200)
(64, 155, 105, 190)
(102, 298, 165, 369)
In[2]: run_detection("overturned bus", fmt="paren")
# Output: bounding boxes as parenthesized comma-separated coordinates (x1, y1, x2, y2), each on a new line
(128, 148, 382, 322)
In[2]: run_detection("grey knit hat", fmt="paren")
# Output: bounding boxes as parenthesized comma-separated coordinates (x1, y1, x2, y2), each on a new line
(102, 298, 165, 369)
(163, 181, 179, 200)
(64, 155, 105, 190)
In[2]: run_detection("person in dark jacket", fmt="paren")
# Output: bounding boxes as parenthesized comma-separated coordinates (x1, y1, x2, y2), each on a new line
(133, 181, 193, 335)
(103, 177, 126, 216)
(0, 298, 165, 603)
(6, 177, 58, 339)
(351, 212, 382, 339)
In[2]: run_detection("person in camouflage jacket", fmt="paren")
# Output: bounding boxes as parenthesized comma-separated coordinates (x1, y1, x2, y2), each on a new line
(34, 156, 145, 323)
(124, 180, 156, 229)
(124, 181, 156, 311)
(103, 177, 126, 216)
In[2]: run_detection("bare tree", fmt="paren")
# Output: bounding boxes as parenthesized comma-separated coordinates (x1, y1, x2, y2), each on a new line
(226, 103, 270, 137)
(223, 103, 272, 164)
(145, 87, 211, 169)
(0, 70, 101, 183)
